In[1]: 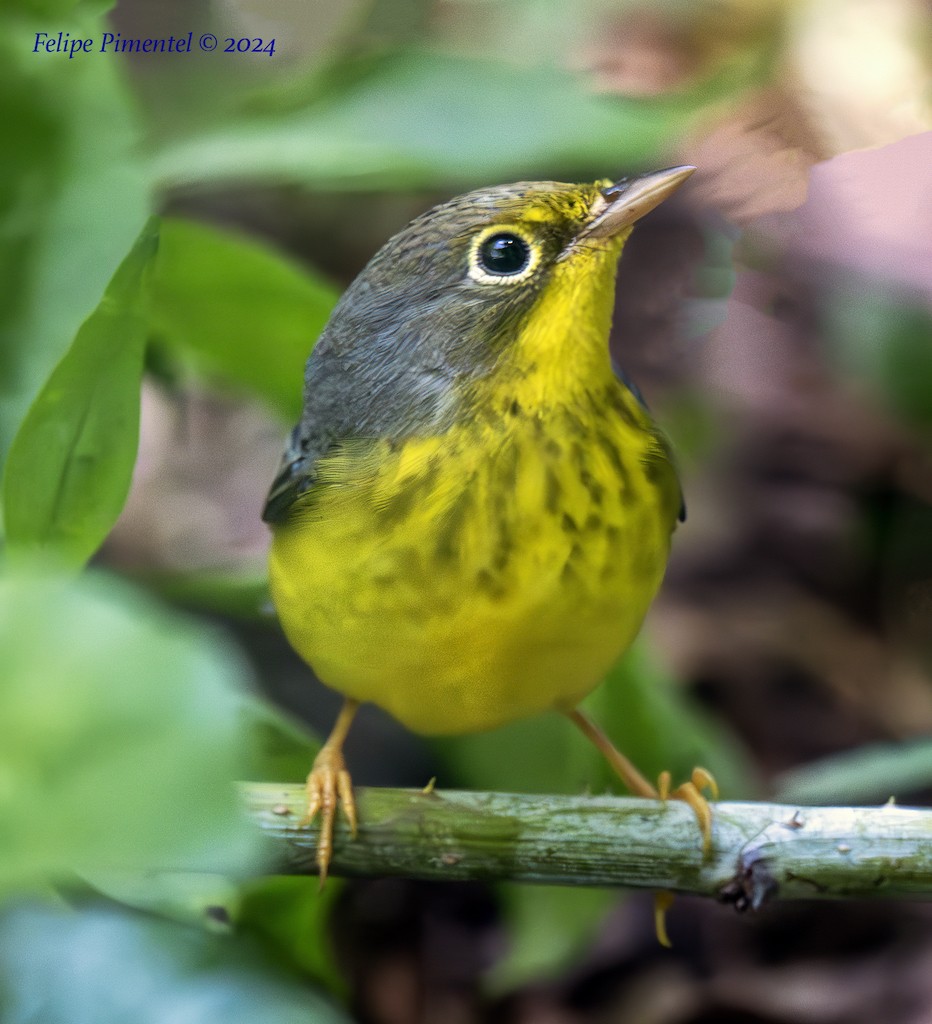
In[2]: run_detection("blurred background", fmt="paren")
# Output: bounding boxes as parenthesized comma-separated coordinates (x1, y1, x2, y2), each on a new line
(2, 0, 932, 1021)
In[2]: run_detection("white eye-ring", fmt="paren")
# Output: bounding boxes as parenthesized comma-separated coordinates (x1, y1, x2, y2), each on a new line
(468, 225, 539, 285)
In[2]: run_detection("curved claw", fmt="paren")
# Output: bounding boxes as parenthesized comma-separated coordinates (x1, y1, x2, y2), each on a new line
(691, 766, 719, 800)
(653, 890, 675, 948)
(563, 711, 721, 943)
(658, 766, 718, 857)
(651, 768, 718, 947)
(301, 748, 357, 886)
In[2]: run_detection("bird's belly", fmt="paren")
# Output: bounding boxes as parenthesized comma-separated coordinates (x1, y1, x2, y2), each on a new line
(268, 429, 677, 735)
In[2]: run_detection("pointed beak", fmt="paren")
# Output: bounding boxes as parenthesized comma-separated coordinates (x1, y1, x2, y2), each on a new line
(578, 165, 696, 242)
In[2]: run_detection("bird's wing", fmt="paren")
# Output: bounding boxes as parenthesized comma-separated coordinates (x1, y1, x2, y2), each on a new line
(261, 338, 362, 524)
(612, 357, 686, 523)
(261, 427, 327, 524)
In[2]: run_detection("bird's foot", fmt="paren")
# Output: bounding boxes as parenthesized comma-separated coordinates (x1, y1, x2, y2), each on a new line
(653, 891, 676, 949)
(301, 746, 357, 885)
(648, 768, 718, 947)
(657, 766, 718, 856)
(564, 709, 719, 854)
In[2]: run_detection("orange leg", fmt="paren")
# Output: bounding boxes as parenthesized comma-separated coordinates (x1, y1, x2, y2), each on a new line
(565, 708, 659, 799)
(565, 708, 719, 947)
(565, 708, 718, 853)
(302, 697, 360, 885)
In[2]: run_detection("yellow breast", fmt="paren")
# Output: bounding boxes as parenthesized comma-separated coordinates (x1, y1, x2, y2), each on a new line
(268, 379, 680, 735)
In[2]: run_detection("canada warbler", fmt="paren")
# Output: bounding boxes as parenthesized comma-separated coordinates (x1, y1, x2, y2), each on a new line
(264, 166, 715, 889)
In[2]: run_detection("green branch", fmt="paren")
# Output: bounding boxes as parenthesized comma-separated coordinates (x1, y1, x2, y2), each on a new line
(241, 783, 932, 908)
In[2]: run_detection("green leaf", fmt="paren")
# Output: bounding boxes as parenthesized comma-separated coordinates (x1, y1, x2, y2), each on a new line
(490, 884, 616, 993)
(775, 738, 932, 805)
(0, 904, 353, 1024)
(240, 695, 322, 783)
(827, 286, 932, 431)
(239, 876, 346, 995)
(435, 709, 601, 797)
(141, 565, 274, 621)
(80, 869, 243, 933)
(0, 17, 150, 480)
(2, 221, 157, 567)
(0, 568, 265, 896)
(682, 224, 740, 340)
(150, 218, 339, 420)
(12, 1, 114, 17)
(151, 51, 745, 192)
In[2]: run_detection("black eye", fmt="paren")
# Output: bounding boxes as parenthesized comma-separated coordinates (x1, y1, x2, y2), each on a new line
(477, 233, 532, 276)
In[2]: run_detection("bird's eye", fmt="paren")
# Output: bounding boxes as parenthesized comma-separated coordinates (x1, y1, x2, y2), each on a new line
(477, 233, 532, 276)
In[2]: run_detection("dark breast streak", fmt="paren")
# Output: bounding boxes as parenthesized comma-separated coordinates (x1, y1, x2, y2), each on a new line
(362, 391, 679, 607)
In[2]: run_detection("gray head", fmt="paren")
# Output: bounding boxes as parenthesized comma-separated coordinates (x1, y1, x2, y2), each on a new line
(263, 169, 695, 522)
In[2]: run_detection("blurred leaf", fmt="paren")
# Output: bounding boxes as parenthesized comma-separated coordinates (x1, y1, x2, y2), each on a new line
(435, 708, 602, 797)
(0, 904, 352, 1024)
(828, 286, 932, 431)
(876, 497, 932, 666)
(240, 0, 434, 112)
(239, 876, 345, 995)
(489, 884, 615, 994)
(80, 709, 330, 960)
(658, 392, 722, 463)
(240, 694, 321, 783)
(142, 565, 274, 621)
(14, 1, 114, 15)
(0, 568, 265, 896)
(151, 51, 740, 192)
(775, 738, 932, 805)
(682, 223, 740, 340)
(2, 221, 157, 567)
(349, 0, 430, 50)
(150, 218, 339, 421)
(80, 869, 242, 933)
(0, 17, 149, 480)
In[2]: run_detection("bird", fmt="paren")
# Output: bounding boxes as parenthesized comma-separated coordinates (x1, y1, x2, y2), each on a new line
(263, 166, 715, 915)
